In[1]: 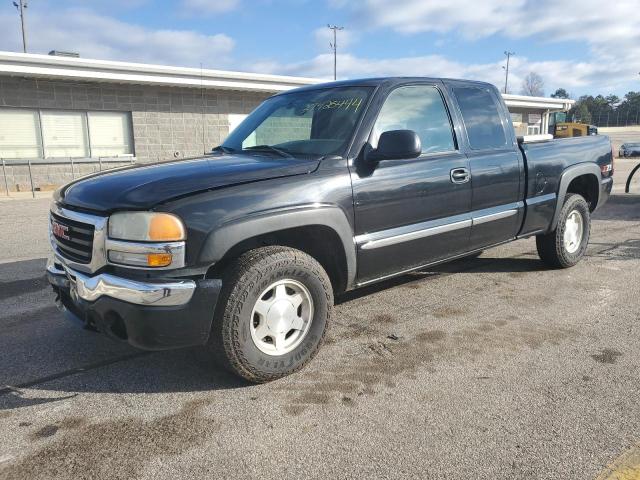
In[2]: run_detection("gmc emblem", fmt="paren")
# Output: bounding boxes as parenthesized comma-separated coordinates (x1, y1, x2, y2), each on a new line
(52, 221, 70, 241)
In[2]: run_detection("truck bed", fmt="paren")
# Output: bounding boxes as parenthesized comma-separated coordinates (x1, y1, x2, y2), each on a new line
(518, 134, 613, 236)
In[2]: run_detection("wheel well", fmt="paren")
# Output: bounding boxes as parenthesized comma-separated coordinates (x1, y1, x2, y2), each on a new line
(206, 225, 349, 293)
(566, 174, 599, 211)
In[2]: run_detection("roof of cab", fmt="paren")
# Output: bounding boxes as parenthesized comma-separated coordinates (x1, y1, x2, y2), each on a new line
(273, 76, 496, 95)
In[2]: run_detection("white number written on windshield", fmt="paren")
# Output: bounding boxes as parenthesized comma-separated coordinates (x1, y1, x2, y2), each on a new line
(300, 97, 363, 115)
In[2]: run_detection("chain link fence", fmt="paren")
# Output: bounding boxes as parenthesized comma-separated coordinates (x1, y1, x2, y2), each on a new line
(589, 110, 640, 128)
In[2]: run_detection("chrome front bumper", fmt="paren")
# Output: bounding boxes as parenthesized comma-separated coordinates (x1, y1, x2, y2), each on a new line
(46, 258, 196, 307)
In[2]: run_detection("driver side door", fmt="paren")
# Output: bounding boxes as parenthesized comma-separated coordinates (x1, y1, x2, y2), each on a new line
(351, 83, 472, 283)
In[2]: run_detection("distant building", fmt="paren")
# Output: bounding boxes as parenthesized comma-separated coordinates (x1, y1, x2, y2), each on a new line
(0, 51, 573, 190)
(504, 93, 574, 136)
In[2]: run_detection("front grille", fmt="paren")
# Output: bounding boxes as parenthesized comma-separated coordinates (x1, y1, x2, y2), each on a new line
(50, 211, 95, 264)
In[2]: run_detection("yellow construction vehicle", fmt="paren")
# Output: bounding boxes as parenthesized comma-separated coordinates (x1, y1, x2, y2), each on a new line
(548, 112, 598, 138)
(554, 122, 598, 138)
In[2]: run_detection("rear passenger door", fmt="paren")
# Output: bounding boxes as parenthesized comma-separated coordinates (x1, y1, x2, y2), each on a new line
(448, 83, 524, 249)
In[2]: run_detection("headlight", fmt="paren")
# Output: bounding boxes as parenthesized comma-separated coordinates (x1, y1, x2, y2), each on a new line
(109, 212, 185, 242)
(107, 212, 186, 269)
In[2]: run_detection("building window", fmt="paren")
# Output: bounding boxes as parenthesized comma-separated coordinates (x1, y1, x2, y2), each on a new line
(87, 112, 133, 157)
(0, 108, 133, 159)
(0, 109, 43, 158)
(41, 111, 89, 158)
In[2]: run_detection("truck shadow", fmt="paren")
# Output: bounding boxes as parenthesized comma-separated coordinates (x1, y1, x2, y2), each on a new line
(0, 346, 249, 410)
(337, 255, 544, 304)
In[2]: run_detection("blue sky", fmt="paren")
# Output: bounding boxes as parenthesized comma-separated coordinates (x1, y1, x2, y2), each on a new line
(1, 0, 638, 97)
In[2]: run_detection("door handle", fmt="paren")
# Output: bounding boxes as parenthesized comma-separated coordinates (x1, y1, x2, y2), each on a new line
(450, 168, 470, 184)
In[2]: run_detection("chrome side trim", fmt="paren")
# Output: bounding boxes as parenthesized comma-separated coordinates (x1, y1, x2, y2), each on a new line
(47, 258, 196, 307)
(525, 193, 556, 205)
(50, 203, 108, 274)
(357, 218, 471, 250)
(472, 209, 518, 226)
(105, 239, 186, 270)
(356, 201, 525, 251)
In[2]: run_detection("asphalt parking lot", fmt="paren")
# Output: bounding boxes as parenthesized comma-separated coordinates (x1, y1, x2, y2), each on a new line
(0, 163, 639, 479)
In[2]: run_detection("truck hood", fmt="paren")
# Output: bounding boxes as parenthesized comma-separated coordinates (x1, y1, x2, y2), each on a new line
(56, 154, 320, 212)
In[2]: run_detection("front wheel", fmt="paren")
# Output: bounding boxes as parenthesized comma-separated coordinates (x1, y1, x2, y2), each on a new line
(536, 193, 591, 268)
(209, 246, 333, 383)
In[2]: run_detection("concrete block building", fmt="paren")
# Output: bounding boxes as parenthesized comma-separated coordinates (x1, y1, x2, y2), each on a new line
(0, 51, 573, 192)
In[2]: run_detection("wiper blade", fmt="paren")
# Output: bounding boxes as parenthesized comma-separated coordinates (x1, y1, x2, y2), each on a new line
(211, 145, 236, 154)
(242, 145, 293, 158)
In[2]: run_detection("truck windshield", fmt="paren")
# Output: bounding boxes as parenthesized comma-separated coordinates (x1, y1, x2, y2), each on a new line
(221, 86, 373, 157)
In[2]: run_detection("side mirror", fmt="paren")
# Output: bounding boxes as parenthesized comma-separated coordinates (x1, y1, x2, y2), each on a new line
(368, 129, 422, 162)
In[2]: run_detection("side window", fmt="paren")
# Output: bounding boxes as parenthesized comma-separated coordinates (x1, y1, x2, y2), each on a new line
(453, 86, 507, 150)
(372, 85, 456, 155)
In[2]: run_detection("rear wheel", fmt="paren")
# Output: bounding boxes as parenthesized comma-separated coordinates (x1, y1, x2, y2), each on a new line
(209, 246, 333, 383)
(536, 193, 590, 268)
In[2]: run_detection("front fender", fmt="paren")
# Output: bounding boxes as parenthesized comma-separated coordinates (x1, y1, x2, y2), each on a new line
(198, 204, 357, 288)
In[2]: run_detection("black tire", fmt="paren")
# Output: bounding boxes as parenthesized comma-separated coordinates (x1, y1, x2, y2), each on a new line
(208, 246, 333, 383)
(536, 193, 591, 268)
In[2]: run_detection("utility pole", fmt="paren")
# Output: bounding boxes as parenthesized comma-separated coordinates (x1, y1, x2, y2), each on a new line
(12, 0, 28, 53)
(503, 50, 515, 94)
(327, 24, 343, 81)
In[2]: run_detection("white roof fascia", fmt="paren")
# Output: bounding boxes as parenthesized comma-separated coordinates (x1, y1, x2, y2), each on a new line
(0, 51, 322, 92)
(502, 93, 575, 111)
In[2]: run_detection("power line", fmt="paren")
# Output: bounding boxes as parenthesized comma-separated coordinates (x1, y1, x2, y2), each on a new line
(503, 51, 515, 94)
(327, 24, 344, 81)
(12, 0, 28, 53)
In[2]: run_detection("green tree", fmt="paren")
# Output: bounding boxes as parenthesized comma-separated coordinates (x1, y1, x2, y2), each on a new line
(574, 103, 592, 123)
(605, 94, 620, 107)
(615, 92, 640, 125)
(551, 88, 570, 99)
(566, 91, 639, 126)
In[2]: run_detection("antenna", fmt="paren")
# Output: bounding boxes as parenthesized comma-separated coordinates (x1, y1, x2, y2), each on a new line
(327, 24, 344, 81)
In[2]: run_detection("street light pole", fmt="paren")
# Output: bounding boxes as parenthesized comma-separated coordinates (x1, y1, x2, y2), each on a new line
(12, 0, 28, 53)
(503, 51, 515, 94)
(327, 24, 344, 81)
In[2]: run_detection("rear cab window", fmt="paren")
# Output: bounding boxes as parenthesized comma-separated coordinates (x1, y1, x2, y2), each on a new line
(453, 86, 508, 150)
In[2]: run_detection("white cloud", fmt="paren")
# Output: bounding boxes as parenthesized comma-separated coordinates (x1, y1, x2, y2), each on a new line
(251, 52, 478, 81)
(338, 0, 639, 50)
(181, 0, 240, 15)
(251, 51, 634, 96)
(328, 0, 640, 94)
(0, 8, 235, 67)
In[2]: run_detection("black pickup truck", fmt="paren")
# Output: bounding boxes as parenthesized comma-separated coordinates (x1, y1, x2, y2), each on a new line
(47, 77, 614, 382)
